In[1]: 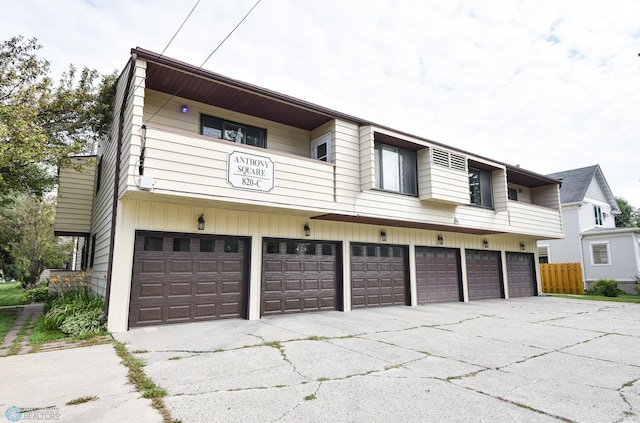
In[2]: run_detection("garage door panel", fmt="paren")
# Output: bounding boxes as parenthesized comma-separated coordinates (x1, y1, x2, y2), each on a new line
(197, 260, 218, 273)
(506, 253, 536, 297)
(261, 240, 339, 316)
(416, 247, 462, 304)
(466, 250, 503, 300)
(351, 244, 408, 308)
(141, 260, 165, 274)
(138, 283, 164, 298)
(129, 232, 247, 327)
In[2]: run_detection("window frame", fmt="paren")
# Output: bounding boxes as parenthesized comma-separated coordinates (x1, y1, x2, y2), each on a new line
(590, 242, 611, 266)
(373, 142, 418, 196)
(594, 205, 603, 226)
(311, 133, 332, 162)
(469, 167, 494, 209)
(200, 114, 267, 148)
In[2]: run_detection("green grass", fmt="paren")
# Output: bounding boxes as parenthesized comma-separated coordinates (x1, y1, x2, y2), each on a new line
(0, 308, 20, 344)
(551, 293, 640, 304)
(29, 315, 68, 345)
(0, 282, 24, 307)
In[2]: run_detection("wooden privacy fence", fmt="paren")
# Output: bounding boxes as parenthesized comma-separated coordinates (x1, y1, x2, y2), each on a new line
(540, 263, 584, 295)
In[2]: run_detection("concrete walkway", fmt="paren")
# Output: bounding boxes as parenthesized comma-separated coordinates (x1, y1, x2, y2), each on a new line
(115, 297, 640, 423)
(0, 303, 43, 355)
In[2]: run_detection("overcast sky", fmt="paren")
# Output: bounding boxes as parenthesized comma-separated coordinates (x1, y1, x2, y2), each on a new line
(3, 0, 640, 207)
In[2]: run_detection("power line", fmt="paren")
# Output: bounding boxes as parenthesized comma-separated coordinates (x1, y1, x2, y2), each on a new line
(128, 0, 201, 103)
(160, 0, 202, 56)
(143, 0, 263, 125)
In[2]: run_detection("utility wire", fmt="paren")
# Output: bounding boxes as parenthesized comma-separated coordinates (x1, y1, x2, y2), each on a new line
(130, 0, 201, 99)
(143, 0, 262, 125)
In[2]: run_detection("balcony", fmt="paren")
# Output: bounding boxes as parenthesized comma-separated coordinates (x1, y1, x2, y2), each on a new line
(508, 200, 562, 238)
(132, 124, 335, 212)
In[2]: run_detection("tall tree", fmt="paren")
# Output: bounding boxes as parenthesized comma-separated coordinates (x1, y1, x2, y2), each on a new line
(0, 35, 115, 198)
(615, 197, 640, 228)
(2, 195, 71, 287)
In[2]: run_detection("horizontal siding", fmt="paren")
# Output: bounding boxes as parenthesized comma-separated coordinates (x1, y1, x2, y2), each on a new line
(508, 201, 563, 238)
(531, 185, 561, 209)
(54, 157, 96, 235)
(143, 90, 312, 158)
(493, 169, 508, 212)
(359, 126, 375, 191)
(418, 149, 469, 204)
(508, 183, 532, 203)
(139, 125, 335, 211)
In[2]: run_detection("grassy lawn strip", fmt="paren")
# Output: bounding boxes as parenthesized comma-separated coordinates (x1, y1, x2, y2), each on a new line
(113, 341, 180, 423)
(0, 282, 24, 307)
(30, 315, 68, 345)
(551, 294, 640, 304)
(0, 308, 20, 344)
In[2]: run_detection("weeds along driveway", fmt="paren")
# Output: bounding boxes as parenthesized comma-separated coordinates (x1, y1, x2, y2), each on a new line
(115, 297, 640, 423)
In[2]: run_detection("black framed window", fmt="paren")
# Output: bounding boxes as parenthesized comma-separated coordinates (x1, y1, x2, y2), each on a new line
(201, 114, 266, 148)
(89, 235, 96, 268)
(374, 143, 417, 195)
(469, 167, 493, 208)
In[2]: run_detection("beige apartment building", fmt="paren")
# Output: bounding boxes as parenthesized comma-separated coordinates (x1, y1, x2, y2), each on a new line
(55, 48, 563, 332)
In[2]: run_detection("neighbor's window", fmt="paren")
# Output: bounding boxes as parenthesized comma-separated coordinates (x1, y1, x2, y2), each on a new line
(591, 242, 610, 265)
(594, 205, 603, 226)
(538, 245, 549, 264)
(374, 143, 417, 195)
(201, 114, 266, 148)
(469, 167, 493, 208)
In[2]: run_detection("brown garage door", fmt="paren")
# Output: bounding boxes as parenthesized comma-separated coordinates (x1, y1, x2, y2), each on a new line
(506, 252, 537, 297)
(465, 249, 503, 300)
(351, 244, 409, 308)
(416, 247, 462, 304)
(261, 240, 341, 316)
(129, 231, 248, 327)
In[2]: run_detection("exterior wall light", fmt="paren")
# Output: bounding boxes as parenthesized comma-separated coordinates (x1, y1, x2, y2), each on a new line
(380, 230, 387, 242)
(482, 238, 489, 248)
(437, 234, 444, 245)
(181, 105, 189, 113)
(520, 241, 526, 251)
(304, 223, 311, 237)
(197, 214, 205, 230)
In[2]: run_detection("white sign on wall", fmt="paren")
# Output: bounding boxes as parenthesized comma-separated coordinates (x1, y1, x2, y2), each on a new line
(227, 151, 274, 192)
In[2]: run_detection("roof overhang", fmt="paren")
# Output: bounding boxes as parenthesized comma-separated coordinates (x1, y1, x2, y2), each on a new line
(311, 214, 504, 235)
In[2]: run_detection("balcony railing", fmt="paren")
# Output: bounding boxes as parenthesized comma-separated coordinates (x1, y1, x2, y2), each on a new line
(135, 125, 335, 212)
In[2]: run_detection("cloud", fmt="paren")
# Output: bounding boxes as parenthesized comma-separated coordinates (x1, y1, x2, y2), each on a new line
(2, 0, 639, 206)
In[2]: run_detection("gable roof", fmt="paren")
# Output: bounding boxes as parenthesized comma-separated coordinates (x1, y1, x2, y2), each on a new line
(547, 164, 620, 213)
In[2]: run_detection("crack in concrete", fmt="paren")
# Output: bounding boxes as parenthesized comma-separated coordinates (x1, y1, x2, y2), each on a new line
(271, 381, 323, 422)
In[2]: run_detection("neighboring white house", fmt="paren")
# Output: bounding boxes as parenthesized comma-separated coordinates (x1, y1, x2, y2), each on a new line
(54, 48, 564, 332)
(537, 165, 640, 293)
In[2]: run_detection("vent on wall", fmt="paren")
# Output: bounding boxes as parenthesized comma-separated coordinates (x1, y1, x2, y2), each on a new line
(432, 148, 467, 172)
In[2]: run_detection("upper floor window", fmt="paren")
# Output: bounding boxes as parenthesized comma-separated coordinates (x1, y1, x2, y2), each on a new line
(311, 133, 331, 162)
(508, 187, 518, 201)
(469, 167, 493, 208)
(594, 205, 603, 226)
(201, 114, 266, 148)
(374, 143, 417, 195)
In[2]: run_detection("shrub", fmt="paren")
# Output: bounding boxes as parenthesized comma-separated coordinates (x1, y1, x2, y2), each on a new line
(59, 309, 107, 339)
(635, 274, 640, 295)
(588, 279, 624, 297)
(21, 286, 50, 303)
(44, 286, 107, 338)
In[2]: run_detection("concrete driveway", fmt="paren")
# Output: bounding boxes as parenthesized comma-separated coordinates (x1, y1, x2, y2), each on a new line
(115, 297, 640, 423)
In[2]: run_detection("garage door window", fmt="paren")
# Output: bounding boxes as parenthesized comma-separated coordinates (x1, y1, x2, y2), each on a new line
(367, 246, 376, 257)
(322, 244, 333, 255)
(224, 240, 239, 253)
(173, 238, 191, 252)
(352, 245, 363, 256)
(380, 247, 389, 257)
(266, 241, 280, 254)
(200, 239, 215, 252)
(144, 236, 163, 251)
(287, 242, 299, 254)
(393, 247, 403, 257)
